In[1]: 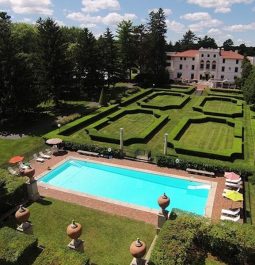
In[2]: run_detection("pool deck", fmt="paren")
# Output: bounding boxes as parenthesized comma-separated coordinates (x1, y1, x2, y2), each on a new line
(30, 151, 243, 226)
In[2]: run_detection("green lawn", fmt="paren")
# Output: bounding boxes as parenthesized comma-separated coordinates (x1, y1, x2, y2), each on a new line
(178, 122, 234, 151)
(203, 100, 239, 113)
(6, 198, 155, 265)
(146, 94, 183, 106)
(98, 113, 156, 138)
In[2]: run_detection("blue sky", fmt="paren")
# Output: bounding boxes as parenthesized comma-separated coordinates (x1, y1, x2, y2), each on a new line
(0, 0, 255, 45)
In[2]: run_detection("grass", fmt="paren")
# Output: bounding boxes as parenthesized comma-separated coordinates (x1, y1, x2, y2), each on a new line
(203, 100, 239, 113)
(178, 122, 234, 151)
(98, 113, 157, 138)
(146, 94, 184, 106)
(4, 198, 155, 265)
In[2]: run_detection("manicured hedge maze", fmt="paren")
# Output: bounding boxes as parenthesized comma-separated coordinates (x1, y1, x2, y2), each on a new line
(86, 108, 169, 145)
(168, 116, 243, 161)
(208, 88, 244, 100)
(193, 96, 243, 117)
(137, 91, 190, 110)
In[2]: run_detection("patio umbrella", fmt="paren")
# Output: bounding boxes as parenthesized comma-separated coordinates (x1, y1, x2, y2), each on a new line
(225, 190, 243, 202)
(9, 156, 24, 164)
(224, 172, 240, 181)
(46, 138, 63, 145)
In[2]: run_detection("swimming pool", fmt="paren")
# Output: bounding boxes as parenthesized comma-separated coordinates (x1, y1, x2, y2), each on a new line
(38, 159, 211, 215)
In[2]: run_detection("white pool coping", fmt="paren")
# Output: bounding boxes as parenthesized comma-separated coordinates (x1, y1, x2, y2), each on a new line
(36, 156, 217, 218)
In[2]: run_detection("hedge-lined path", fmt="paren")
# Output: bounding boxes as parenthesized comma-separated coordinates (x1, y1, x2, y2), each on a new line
(30, 151, 243, 224)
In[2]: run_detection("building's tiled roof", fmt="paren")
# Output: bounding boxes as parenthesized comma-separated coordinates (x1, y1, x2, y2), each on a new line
(172, 50, 198, 57)
(221, 51, 244, 60)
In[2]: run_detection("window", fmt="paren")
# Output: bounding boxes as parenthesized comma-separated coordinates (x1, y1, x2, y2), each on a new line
(167, 56, 171, 60)
(200, 74, 203, 80)
(223, 59, 225, 63)
(192, 65, 195, 70)
(184, 57, 186, 60)
(212, 61, 216, 70)
(236, 59, 239, 64)
(179, 64, 183, 70)
(192, 57, 195, 61)
(206, 60, 210, 70)
(235, 67, 238, 73)
(177, 72, 182, 78)
(166, 62, 171, 67)
(222, 66, 225, 72)
(201, 54, 204, 57)
(200, 60, 204, 69)
(191, 73, 194, 79)
(213, 54, 216, 58)
(212, 75, 214, 79)
(207, 54, 210, 57)
(180, 57, 183, 60)
(234, 76, 238, 79)
(221, 75, 224, 80)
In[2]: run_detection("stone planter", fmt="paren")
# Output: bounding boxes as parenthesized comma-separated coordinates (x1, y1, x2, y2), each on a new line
(66, 220, 83, 249)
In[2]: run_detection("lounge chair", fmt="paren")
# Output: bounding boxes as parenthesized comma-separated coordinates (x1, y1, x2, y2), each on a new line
(225, 181, 242, 188)
(45, 148, 53, 155)
(223, 188, 241, 194)
(8, 167, 19, 176)
(39, 151, 51, 159)
(221, 208, 240, 216)
(226, 178, 242, 184)
(33, 154, 45, 163)
(220, 214, 240, 222)
(19, 162, 30, 169)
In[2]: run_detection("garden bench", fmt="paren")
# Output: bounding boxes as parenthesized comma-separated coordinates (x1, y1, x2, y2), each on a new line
(186, 168, 215, 177)
(77, 150, 99, 157)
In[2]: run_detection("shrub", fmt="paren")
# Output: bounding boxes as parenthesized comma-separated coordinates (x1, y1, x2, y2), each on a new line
(56, 113, 81, 126)
(32, 246, 89, 265)
(0, 169, 28, 215)
(149, 210, 255, 265)
(120, 89, 152, 106)
(0, 227, 38, 265)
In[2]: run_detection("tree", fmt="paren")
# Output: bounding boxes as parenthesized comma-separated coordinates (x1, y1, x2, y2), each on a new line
(223, 39, 234, 51)
(242, 66, 255, 104)
(37, 18, 71, 105)
(98, 28, 120, 88)
(116, 20, 136, 81)
(146, 8, 168, 85)
(240, 57, 253, 86)
(197, 35, 217, 49)
(180, 30, 198, 50)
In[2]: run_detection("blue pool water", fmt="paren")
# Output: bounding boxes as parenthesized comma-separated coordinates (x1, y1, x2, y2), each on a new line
(39, 159, 210, 215)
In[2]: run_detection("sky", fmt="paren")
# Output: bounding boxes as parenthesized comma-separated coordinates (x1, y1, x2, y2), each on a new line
(0, 0, 255, 46)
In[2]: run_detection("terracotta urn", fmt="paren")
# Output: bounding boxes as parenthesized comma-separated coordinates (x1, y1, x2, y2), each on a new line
(15, 205, 30, 224)
(158, 193, 170, 211)
(66, 220, 82, 240)
(130, 238, 146, 259)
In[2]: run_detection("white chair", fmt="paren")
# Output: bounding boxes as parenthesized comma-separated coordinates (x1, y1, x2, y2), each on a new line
(225, 182, 242, 189)
(220, 214, 240, 222)
(221, 208, 240, 216)
(8, 167, 19, 176)
(226, 178, 242, 184)
(33, 154, 45, 163)
(39, 151, 51, 159)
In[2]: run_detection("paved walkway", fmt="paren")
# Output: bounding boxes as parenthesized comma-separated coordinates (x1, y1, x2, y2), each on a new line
(29, 151, 243, 225)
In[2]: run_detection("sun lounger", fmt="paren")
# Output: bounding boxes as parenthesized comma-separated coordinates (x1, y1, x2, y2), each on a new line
(45, 148, 53, 155)
(225, 181, 242, 188)
(39, 151, 51, 159)
(226, 178, 242, 184)
(221, 208, 240, 216)
(33, 154, 45, 163)
(223, 188, 241, 194)
(8, 167, 19, 176)
(220, 214, 240, 222)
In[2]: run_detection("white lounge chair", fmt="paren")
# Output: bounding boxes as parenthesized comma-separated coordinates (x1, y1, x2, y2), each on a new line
(221, 208, 240, 216)
(220, 214, 240, 222)
(39, 151, 51, 159)
(8, 167, 19, 176)
(222, 188, 241, 197)
(226, 178, 242, 184)
(33, 154, 45, 163)
(225, 181, 242, 188)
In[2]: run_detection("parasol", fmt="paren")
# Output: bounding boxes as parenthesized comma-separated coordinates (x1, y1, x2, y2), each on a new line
(224, 172, 240, 181)
(9, 156, 24, 164)
(46, 138, 63, 145)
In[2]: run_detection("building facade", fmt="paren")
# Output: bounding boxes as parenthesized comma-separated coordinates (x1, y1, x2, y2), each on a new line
(166, 48, 244, 83)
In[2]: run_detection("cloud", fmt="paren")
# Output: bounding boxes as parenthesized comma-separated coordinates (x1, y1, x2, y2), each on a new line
(67, 11, 137, 26)
(0, 0, 53, 15)
(166, 20, 186, 32)
(81, 0, 120, 13)
(181, 12, 222, 32)
(207, 28, 223, 36)
(148, 8, 172, 16)
(224, 22, 255, 32)
(187, 0, 253, 13)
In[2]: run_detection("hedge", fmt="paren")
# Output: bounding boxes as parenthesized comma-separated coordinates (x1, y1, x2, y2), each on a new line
(154, 86, 195, 94)
(119, 88, 152, 106)
(87, 108, 169, 145)
(0, 169, 28, 215)
(168, 116, 244, 161)
(0, 227, 38, 265)
(32, 246, 89, 265)
(208, 90, 244, 100)
(137, 91, 190, 110)
(193, 96, 243, 118)
(149, 210, 255, 265)
(210, 88, 243, 94)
